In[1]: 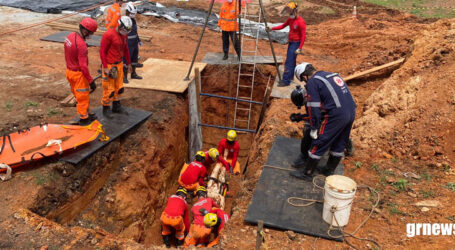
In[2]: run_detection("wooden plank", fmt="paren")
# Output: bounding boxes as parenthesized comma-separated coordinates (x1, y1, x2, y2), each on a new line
(270, 65, 300, 99)
(343, 58, 405, 81)
(60, 94, 75, 107)
(194, 67, 202, 115)
(125, 58, 207, 93)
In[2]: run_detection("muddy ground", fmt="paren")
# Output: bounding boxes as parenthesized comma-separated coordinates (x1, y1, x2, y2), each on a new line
(0, 0, 454, 249)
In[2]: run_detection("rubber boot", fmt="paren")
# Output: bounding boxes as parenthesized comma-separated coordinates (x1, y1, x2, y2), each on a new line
(134, 62, 144, 68)
(320, 155, 343, 176)
(78, 118, 91, 126)
(345, 138, 355, 157)
(89, 112, 97, 120)
(176, 239, 184, 247)
(223, 54, 228, 60)
(123, 66, 129, 84)
(162, 235, 171, 248)
(131, 66, 142, 80)
(112, 100, 128, 114)
(102, 105, 114, 119)
(290, 157, 319, 181)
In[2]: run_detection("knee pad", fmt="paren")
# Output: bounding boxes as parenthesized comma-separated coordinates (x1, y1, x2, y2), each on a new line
(118, 87, 124, 95)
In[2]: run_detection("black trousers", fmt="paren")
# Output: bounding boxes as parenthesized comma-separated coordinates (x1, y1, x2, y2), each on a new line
(222, 31, 240, 56)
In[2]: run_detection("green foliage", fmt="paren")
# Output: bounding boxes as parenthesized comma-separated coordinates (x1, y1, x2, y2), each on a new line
(4, 101, 12, 112)
(48, 108, 61, 116)
(363, 0, 455, 18)
(392, 179, 409, 191)
(443, 164, 451, 172)
(445, 183, 455, 192)
(420, 190, 435, 198)
(447, 216, 455, 222)
(383, 169, 396, 176)
(25, 101, 38, 108)
(420, 171, 432, 181)
(354, 161, 362, 168)
(388, 203, 405, 215)
(370, 163, 379, 172)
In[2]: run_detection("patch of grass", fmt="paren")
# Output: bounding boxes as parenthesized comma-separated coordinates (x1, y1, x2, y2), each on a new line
(392, 157, 398, 163)
(392, 179, 409, 191)
(48, 108, 61, 116)
(30, 171, 57, 186)
(445, 183, 455, 192)
(421, 171, 432, 181)
(420, 190, 435, 198)
(443, 164, 451, 172)
(363, 0, 455, 18)
(25, 101, 38, 108)
(4, 101, 12, 112)
(389, 190, 398, 197)
(383, 169, 396, 176)
(379, 175, 388, 186)
(388, 203, 405, 215)
(354, 161, 362, 168)
(370, 163, 379, 172)
(317, 6, 336, 15)
(447, 216, 455, 222)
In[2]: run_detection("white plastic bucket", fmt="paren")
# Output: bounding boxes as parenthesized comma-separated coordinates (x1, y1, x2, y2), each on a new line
(322, 175, 357, 227)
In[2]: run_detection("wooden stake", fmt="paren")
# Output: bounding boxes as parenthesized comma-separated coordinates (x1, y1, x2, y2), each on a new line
(226, 65, 233, 126)
(194, 67, 202, 116)
(344, 58, 405, 82)
(256, 220, 264, 250)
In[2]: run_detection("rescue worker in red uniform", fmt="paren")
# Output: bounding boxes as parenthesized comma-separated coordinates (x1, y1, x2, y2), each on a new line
(268, 2, 306, 87)
(205, 208, 230, 247)
(218, 130, 241, 174)
(203, 148, 230, 172)
(178, 151, 208, 192)
(184, 186, 219, 248)
(105, 0, 125, 30)
(218, 0, 240, 60)
(64, 18, 98, 125)
(100, 16, 133, 118)
(161, 188, 190, 248)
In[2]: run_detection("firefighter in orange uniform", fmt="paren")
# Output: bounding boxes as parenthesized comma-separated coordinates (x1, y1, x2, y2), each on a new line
(218, 130, 241, 174)
(160, 188, 190, 248)
(105, 0, 125, 30)
(64, 18, 98, 125)
(218, 0, 240, 60)
(178, 151, 208, 192)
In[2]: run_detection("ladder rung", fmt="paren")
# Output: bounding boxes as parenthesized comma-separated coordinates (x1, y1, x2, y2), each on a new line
(241, 50, 257, 53)
(239, 73, 253, 76)
(235, 119, 249, 122)
(236, 108, 250, 111)
(246, 15, 260, 18)
(239, 85, 252, 88)
(238, 96, 251, 100)
(246, 3, 260, 5)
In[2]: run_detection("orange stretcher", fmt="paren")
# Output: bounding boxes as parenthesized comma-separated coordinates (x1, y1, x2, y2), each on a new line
(0, 120, 108, 171)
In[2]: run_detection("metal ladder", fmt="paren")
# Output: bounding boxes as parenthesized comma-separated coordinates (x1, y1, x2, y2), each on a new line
(233, 1, 262, 130)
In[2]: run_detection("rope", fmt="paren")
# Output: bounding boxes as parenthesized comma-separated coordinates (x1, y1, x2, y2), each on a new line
(0, 0, 113, 37)
(0, 164, 12, 181)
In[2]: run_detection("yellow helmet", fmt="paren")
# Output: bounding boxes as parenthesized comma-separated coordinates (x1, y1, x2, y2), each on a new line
(208, 148, 219, 161)
(286, 2, 298, 10)
(227, 130, 237, 142)
(176, 187, 188, 197)
(203, 213, 218, 227)
(196, 186, 207, 193)
(195, 151, 206, 162)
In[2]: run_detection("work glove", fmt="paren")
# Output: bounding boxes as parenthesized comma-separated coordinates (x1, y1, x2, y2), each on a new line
(290, 113, 307, 122)
(265, 26, 271, 32)
(295, 49, 302, 54)
(139, 41, 143, 47)
(229, 163, 233, 173)
(103, 67, 110, 75)
(89, 81, 96, 92)
(310, 129, 318, 139)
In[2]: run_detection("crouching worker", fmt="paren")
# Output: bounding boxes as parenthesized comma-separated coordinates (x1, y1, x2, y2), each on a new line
(64, 18, 98, 125)
(184, 187, 219, 248)
(160, 188, 190, 248)
(178, 151, 208, 192)
(218, 130, 241, 174)
(290, 62, 356, 180)
(203, 208, 230, 248)
(203, 148, 230, 172)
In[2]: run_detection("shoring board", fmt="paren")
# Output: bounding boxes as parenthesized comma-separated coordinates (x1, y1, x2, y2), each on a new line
(270, 65, 301, 99)
(40, 31, 101, 47)
(201, 52, 283, 65)
(245, 136, 344, 241)
(125, 58, 206, 93)
(60, 106, 152, 164)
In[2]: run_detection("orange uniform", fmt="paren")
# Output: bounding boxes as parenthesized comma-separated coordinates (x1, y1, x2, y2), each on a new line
(207, 208, 230, 247)
(218, 138, 241, 174)
(203, 150, 230, 171)
(161, 195, 190, 241)
(218, 2, 239, 32)
(184, 197, 219, 248)
(99, 28, 131, 107)
(178, 161, 207, 191)
(64, 32, 93, 119)
(105, 3, 121, 30)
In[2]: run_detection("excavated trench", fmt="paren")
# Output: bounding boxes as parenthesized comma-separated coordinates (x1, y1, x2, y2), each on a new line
(27, 64, 276, 247)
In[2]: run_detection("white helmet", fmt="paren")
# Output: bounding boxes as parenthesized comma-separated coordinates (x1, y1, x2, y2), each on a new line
(294, 62, 313, 82)
(118, 16, 133, 33)
(125, 2, 137, 18)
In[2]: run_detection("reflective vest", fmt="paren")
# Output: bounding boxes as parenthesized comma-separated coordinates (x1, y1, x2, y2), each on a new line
(218, 2, 239, 32)
(105, 3, 121, 29)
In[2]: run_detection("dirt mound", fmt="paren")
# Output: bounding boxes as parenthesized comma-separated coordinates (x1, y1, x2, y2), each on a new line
(353, 19, 455, 164)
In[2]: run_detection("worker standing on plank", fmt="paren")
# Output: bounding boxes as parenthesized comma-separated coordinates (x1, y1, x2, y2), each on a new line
(290, 62, 356, 180)
(123, 2, 143, 84)
(178, 151, 208, 192)
(267, 2, 306, 87)
(160, 188, 190, 248)
(205, 208, 230, 248)
(100, 16, 133, 118)
(64, 18, 98, 125)
(184, 186, 219, 248)
(105, 0, 125, 30)
(203, 148, 230, 172)
(218, 130, 241, 174)
(289, 86, 355, 168)
(218, 0, 240, 60)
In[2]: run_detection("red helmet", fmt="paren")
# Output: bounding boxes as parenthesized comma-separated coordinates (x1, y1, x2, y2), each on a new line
(80, 18, 98, 33)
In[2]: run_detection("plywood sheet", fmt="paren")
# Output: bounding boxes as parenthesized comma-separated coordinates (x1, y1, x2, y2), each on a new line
(125, 58, 206, 93)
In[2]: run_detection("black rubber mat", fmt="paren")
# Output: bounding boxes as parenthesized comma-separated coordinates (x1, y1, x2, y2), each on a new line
(41, 31, 101, 47)
(244, 136, 344, 241)
(60, 106, 152, 165)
